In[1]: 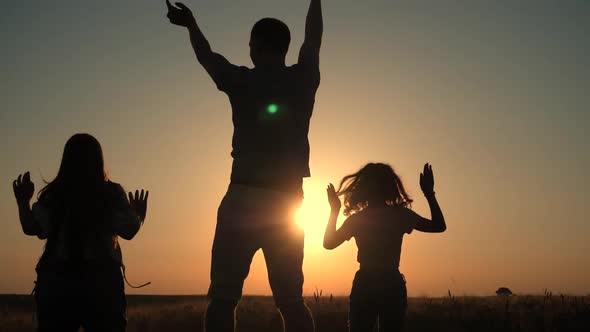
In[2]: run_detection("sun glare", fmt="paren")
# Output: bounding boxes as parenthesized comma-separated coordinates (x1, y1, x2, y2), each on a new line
(295, 183, 333, 249)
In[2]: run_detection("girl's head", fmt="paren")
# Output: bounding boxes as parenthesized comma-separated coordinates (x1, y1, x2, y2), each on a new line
(337, 163, 413, 216)
(38, 133, 108, 201)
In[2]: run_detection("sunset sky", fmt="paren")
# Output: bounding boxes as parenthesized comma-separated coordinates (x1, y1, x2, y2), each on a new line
(1, 0, 589, 297)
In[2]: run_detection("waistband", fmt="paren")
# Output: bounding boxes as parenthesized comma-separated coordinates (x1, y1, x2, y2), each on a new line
(229, 178, 303, 197)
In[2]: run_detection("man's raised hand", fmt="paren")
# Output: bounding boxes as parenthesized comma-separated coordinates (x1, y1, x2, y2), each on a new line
(166, 0, 196, 28)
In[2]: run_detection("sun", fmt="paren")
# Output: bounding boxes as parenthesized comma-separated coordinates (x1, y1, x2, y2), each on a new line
(295, 183, 333, 249)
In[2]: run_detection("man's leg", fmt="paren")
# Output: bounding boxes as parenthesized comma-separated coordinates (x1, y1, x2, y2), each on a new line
(205, 192, 259, 332)
(263, 225, 314, 332)
(349, 298, 378, 332)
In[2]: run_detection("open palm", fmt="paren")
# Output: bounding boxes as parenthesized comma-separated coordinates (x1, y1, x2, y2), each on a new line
(128, 189, 149, 221)
(419, 163, 435, 195)
(326, 183, 341, 211)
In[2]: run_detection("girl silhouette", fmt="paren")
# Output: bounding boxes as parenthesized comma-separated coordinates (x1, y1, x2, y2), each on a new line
(323, 163, 446, 332)
(12, 133, 149, 332)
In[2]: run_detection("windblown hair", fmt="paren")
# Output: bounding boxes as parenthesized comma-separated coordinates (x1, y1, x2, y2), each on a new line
(37, 134, 111, 260)
(337, 163, 413, 216)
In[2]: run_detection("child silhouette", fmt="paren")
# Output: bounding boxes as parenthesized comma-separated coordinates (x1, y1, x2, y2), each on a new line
(12, 133, 149, 332)
(324, 163, 446, 332)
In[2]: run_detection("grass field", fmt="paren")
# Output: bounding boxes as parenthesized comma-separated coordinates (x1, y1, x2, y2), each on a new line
(1, 292, 589, 331)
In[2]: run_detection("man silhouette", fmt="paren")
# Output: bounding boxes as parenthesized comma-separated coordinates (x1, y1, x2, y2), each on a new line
(166, 1, 322, 331)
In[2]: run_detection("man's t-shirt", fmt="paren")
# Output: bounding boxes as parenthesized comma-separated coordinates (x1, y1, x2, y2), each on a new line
(338, 206, 424, 270)
(210, 55, 320, 192)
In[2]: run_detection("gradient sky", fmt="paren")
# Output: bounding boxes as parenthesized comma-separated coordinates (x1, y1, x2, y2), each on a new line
(1, 0, 589, 296)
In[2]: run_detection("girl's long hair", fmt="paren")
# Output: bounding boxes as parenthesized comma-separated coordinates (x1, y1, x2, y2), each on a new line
(37, 134, 110, 259)
(337, 163, 413, 216)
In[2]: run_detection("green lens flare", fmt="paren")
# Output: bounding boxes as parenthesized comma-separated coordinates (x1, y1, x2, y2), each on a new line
(267, 104, 278, 114)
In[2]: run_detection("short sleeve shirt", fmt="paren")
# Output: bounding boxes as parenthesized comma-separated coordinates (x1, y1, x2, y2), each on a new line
(211, 57, 321, 189)
(339, 206, 424, 269)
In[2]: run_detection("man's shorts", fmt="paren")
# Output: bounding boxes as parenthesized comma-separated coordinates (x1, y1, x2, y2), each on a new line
(207, 184, 305, 307)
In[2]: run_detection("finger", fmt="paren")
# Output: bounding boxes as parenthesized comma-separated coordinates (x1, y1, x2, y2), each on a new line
(175, 2, 189, 11)
(140, 189, 145, 201)
(128, 192, 134, 203)
(135, 190, 140, 201)
(144, 191, 149, 203)
(24, 171, 30, 183)
(166, 0, 174, 10)
(13, 180, 18, 194)
(17, 174, 22, 186)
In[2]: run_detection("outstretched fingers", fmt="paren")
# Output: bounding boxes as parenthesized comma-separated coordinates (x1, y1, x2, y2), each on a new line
(326, 183, 335, 194)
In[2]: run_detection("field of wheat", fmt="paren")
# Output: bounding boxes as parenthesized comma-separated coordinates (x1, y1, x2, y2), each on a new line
(1, 291, 589, 331)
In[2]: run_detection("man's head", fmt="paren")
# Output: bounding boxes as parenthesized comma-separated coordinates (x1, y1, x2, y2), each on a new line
(250, 18, 291, 67)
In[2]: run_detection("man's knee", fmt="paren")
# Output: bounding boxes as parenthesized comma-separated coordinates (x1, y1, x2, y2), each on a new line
(275, 297, 309, 316)
(207, 297, 239, 312)
(205, 298, 240, 332)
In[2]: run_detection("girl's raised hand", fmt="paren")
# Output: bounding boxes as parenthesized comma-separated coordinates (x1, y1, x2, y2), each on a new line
(419, 163, 435, 196)
(12, 172, 35, 204)
(326, 183, 341, 212)
(128, 189, 149, 221)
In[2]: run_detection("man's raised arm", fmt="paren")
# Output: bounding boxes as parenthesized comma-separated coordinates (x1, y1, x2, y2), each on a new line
(298, 0, 323, 66)
(166, 1, 230, 80)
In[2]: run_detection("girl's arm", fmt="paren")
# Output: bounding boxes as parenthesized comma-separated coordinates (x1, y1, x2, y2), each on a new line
(323, 183, 352, 249)
(17, 201, 40, 236)
(13, 172, 47, 238)
(112, 184, 148, 240)
(414, 163, 447, 233)
(414, 193, 446, 233)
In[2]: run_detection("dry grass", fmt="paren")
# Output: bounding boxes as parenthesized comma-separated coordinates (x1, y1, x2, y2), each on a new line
(1, 292, 589, 331)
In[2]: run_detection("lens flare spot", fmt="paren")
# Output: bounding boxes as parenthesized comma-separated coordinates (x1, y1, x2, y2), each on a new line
(267, 103, 279, 114)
